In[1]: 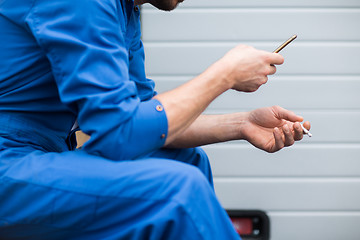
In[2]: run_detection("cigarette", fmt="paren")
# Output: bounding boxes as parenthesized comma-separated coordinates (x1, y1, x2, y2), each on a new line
(301, 124, 312, 137)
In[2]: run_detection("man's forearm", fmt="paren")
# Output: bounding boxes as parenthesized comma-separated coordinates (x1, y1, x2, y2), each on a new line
(164, 113, 247, 148)
(154, 61, 232, 146)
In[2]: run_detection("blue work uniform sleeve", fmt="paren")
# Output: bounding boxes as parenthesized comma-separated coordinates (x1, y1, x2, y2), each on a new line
(128, 26, 156, 101)
(26, 0, 168, 160)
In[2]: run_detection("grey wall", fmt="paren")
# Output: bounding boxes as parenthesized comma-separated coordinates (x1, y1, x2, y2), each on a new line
(141, 1, 360, 239)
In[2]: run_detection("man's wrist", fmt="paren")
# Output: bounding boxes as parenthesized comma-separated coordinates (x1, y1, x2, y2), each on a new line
(204, 59, 234, 92)
(218, 112, 248, 142)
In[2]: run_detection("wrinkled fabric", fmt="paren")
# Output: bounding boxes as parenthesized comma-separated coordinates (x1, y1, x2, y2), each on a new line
(0, 0, 167, 160)
(0, 147, 241, 240)
(0, 0, 241, 239)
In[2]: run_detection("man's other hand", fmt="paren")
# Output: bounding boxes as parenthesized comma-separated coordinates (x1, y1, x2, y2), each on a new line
(240, 106, 311, 153)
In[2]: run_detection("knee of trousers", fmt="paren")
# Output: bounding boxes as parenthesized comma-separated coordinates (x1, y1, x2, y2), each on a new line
(116, 162, 220, 239)
(141, 147, 213, 186)
(84, 162, 218, 239)
(83, 162, 224, 240)
(121, 159, 212, 202)
(169, 159, 212, 199)
(170, 147, 212, 181)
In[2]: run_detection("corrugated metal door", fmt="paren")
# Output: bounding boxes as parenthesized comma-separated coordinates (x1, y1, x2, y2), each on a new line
(141, 1, 360, 239)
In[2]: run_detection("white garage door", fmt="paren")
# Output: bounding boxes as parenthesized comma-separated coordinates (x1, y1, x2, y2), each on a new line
(141, 1, 360, 239)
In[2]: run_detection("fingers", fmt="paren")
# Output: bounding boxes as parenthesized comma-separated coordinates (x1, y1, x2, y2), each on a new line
(268, 65, 277, 75)
(265, 53, 283, 75)
(282, 123, 295, 146)
(302, 121, 311, 131)
(293, 122, 304, 141)
(268, 107, 311, 153)
(271, 122, 304, 152)
(265, 53, 283, 77)
(272, 127, 284, 152)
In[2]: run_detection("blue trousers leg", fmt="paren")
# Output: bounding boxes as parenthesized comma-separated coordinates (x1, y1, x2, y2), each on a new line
(0, 149, 240, 240)
(142, 147, 214, 187)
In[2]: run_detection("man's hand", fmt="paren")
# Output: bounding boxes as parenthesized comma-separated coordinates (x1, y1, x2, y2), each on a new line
(240, 106, 311, 153)
(218, 45, 285, 92)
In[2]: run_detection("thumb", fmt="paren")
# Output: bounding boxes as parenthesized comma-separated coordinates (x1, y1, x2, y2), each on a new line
(273, 106, 303, 122)
(270, 53, 285, 65)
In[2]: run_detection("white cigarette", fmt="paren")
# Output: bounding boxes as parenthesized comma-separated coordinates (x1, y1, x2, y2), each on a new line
(301, 124, 312, 137)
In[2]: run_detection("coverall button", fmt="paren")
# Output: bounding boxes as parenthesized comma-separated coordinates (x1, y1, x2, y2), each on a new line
(160, 134, 166, 139)
(134, 6, 139, 11)
(156, 105, 163, 112)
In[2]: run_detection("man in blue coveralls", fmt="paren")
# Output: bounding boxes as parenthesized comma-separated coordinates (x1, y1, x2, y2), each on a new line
(0, 0, 310, 239)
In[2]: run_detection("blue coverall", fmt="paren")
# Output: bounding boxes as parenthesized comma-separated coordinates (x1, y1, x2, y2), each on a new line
(0, 0, 241, 239)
